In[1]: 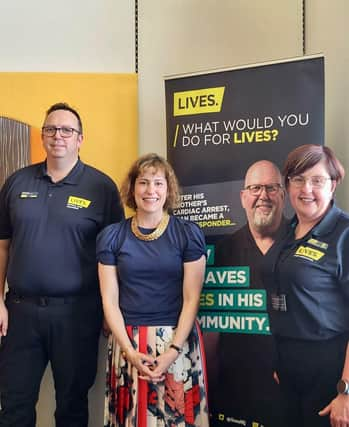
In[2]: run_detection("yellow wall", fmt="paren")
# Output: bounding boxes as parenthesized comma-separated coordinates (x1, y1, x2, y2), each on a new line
(0, 72, 138, 187)
(0, 73, 137, 425)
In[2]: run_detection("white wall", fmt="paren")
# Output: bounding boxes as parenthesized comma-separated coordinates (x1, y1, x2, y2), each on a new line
(0, 0, 135, 72)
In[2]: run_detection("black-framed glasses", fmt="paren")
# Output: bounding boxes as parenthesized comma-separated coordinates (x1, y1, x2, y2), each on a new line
(244, 183, 283, 196)
(288, 175, 332, 189)
(42, 126, 81, 138)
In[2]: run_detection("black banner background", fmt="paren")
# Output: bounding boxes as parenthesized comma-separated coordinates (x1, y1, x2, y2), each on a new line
(165, 56, 324, 427)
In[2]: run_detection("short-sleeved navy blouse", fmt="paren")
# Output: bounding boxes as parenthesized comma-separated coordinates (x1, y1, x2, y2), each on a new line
(97, 215, 206, 325)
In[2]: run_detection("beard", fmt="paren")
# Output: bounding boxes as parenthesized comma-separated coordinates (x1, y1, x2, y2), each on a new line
(252, 206, 277, 230)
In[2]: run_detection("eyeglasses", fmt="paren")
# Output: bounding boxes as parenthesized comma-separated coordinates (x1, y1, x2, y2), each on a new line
(288, 175, 332, 189)
(244, 183, 283, 196)
(42, 126, 81, 138)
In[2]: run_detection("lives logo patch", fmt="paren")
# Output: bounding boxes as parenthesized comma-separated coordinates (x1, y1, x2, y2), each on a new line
(66, 196, 91, 210)
(294, 245, 325, 261)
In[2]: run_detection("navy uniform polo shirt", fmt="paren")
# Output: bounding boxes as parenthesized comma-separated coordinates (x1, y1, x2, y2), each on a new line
(265, 202, 349, 340)
(0, 159, 124, 296)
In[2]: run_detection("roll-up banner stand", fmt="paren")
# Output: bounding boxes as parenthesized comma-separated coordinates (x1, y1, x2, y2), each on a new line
(165, 55, 324, 427)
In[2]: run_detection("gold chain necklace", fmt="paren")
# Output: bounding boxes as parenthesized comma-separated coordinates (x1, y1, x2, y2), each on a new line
(131, 213, 170, 241)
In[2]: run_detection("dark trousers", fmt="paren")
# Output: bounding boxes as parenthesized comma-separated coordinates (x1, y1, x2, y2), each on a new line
(0, 292, 102, 427)
(276, 334, 348, 427)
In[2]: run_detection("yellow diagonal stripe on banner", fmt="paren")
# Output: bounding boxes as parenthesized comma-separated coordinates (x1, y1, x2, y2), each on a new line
(173, 124, 179, 147)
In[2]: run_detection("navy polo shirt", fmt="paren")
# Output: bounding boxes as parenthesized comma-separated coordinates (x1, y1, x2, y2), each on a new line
(0, 159, 124, 296)
(265, 202, 349, 340)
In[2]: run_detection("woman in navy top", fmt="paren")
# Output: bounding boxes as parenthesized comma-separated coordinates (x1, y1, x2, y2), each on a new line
(265, 144, 349, 427)
(97, 153, 209, 427)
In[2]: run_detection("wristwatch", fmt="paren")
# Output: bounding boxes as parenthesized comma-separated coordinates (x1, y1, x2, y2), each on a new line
(336, 379, 349, 395)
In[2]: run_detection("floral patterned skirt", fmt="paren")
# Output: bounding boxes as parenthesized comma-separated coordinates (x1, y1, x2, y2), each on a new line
(104, 321, 209, 427)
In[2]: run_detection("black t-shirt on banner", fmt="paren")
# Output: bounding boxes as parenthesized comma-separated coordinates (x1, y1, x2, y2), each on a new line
(211, 222, 287, 427)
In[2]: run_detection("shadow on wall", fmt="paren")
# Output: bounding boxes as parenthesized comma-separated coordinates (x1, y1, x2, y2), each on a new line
(0, 117, 45, 187)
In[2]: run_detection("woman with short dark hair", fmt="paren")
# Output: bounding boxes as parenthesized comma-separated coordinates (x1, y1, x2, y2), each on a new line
(265, 144, 349, 427)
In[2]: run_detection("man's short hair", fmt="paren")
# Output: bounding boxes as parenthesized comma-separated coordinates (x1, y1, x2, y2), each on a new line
(45, 102, 83, 134)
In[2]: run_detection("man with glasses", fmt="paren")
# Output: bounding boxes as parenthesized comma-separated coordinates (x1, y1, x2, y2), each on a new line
(210, 160, 287, 427)
(0, 102, 124, 426)
(239, 160, 286, 252)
